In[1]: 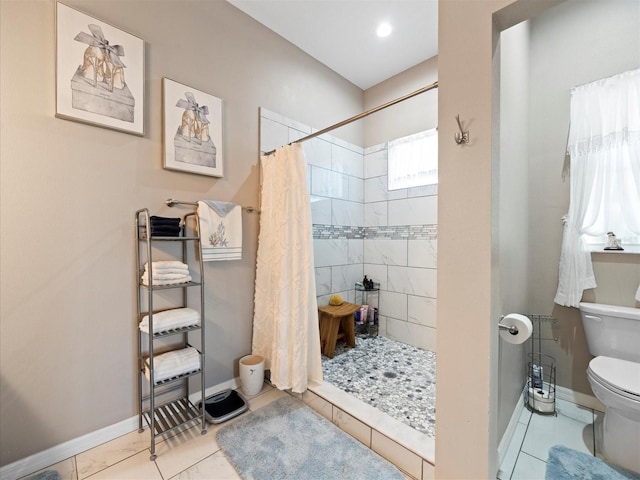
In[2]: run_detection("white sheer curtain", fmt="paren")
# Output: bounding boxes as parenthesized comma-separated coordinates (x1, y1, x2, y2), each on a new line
(252, 143, 323, 393)
(555, 68, 640, 307)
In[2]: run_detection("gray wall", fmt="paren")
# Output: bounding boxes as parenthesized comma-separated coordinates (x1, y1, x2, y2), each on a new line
(363, 57, 438, 148)
(494, 0, 640, 445)
(528, 0, 640, 396)
(0, 0, 364, 466)
(496, 19, 531, 442)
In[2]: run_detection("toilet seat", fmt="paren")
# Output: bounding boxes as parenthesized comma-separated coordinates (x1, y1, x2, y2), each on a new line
(588, 356, 640, 400)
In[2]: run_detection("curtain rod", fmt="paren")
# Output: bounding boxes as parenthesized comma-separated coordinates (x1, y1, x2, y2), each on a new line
(263, 80, 439, 156)
(166, 198, 260, 213)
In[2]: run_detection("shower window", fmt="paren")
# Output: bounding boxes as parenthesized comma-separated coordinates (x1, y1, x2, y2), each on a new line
(388, 127, 438, 190)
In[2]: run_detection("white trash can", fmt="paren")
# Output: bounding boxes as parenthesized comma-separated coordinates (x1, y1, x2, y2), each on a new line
(239, 355, 265, 396)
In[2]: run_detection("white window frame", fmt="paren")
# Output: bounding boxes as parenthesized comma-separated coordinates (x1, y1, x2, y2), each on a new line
(387, 128, 438, 191)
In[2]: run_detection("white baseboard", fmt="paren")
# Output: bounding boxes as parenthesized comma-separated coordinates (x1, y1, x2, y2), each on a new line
(497, 384, 604, 467)
(555, 385, 605, 412)
(497, 386, 526, 466)
(0, 378, 240, 480)
(0, 415, 140, 480)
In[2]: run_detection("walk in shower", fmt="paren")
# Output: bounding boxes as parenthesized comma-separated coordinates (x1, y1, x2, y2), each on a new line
(260, 108, 438, 352)
(259, 107, 438, 443)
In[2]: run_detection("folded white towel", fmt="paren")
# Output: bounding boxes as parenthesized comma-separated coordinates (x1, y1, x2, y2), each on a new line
(141, 274, 192, 286)
(145, 267, 191, 275)
(144, 261, 189, 271)
(197, 201, 242, 262)
(144, 347, 200, 384)
(139, 307, 200, 334)
(142, 272, 190, 281)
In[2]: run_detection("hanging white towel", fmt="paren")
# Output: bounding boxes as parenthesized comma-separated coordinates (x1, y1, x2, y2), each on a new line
(197, 201, 242, 261)
(201, 248, 242, 261)
(139, 307, 200, 334)
(144, 347, 200, 384)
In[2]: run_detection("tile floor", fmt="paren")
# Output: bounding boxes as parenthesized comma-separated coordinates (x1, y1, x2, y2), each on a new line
(17, 352, 603, 480)
(498, 397, 604, 479)
(322, 335, 437, 436)
(20, 383, 417, 480)
(20, 386, 289, 480)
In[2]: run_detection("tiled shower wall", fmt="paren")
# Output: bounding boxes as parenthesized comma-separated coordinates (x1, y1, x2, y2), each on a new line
(260, 108, 437, 352)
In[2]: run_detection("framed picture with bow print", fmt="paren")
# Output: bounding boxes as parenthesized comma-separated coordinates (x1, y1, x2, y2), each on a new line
(55, 2, 145, 136)
(162, 78, 224, 177)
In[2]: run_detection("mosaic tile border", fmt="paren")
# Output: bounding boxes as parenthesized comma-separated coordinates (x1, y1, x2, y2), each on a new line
(312, 224, 438, 240)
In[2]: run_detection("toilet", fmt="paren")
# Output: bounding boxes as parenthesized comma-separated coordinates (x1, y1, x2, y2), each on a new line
(579, 302, 640, 473)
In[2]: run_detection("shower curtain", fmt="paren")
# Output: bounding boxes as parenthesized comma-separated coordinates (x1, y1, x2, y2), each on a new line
(252, 143, 323, 393)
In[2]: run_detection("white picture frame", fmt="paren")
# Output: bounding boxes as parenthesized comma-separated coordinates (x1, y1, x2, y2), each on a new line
(162, 77, 224, 177)
(55, 2, 145, 136)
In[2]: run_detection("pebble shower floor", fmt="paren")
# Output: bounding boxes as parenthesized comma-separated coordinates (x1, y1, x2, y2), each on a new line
(321, 335, 437, 437)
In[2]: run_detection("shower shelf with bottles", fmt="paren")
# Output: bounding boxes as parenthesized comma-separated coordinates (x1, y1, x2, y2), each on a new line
(525, 314, 558, 415)
(354, 278, 379, 336)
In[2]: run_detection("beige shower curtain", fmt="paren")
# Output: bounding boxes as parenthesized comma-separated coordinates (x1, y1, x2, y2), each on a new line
(252, 143, 323, 393)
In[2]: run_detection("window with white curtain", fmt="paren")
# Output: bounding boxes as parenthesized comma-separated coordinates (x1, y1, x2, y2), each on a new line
(554, 68, 640, 308)
(388, 128, 438, 190)
(582, 155, 640, 249)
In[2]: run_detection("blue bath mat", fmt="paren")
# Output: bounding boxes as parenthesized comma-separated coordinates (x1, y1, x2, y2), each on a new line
(26, 471, 61, 480)
(546, 445, 640, 480)
(216, 395, 405, 479)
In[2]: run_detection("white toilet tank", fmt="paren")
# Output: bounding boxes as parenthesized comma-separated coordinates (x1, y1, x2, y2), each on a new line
(579, 302, 640, 363)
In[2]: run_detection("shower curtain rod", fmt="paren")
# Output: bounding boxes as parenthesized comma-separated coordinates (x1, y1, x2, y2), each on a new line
(263, 80, 439, 156)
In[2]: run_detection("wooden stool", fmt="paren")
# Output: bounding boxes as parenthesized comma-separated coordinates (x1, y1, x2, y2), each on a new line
(317, 302, 360, 358)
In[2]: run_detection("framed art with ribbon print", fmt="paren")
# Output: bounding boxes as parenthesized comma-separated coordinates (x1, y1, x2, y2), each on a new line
(162, 77, 224, 177)
(55, 2, 145, 136)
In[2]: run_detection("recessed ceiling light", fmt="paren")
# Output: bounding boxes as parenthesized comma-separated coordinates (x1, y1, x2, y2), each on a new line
(376, 22, 392, 38)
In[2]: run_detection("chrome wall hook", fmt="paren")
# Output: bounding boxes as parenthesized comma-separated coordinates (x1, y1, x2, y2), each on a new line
(454, 115, 470, 145)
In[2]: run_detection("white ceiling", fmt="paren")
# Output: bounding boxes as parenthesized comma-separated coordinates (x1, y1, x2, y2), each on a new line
(227, 0, 438, 90)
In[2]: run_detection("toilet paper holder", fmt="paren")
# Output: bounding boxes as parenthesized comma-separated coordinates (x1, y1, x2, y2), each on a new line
(498, 316, 519, 336)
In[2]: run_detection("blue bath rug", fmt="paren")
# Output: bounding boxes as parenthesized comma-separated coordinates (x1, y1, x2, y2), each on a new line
(26, 471, 61, 480)
(216, 395, 405, 480)
(546, 445, 640, 480)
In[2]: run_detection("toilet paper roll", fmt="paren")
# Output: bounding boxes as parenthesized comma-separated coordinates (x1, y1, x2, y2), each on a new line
(500, 313, 533, 344)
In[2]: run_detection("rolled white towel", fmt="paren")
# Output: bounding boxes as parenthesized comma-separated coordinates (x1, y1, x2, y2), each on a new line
(144, 347, 200, 384)
(139, 307, 200, 334)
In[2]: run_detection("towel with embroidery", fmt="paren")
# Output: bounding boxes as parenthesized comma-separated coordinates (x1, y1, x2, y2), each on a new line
(197, 201, 242, 261)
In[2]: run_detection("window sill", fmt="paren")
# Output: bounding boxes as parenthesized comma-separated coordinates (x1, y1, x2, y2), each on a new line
(589, 244, 640, 255)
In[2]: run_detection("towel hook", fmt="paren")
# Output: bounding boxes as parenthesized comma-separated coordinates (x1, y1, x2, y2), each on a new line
(454, 115, 470, 145)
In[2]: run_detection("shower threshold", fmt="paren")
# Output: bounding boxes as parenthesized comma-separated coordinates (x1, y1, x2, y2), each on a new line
(306, 379, 435, 470)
